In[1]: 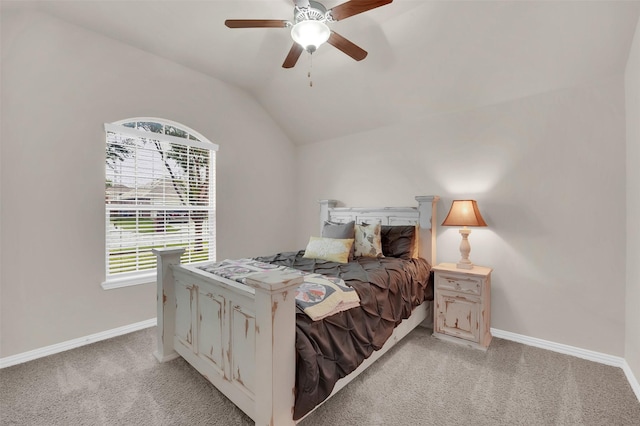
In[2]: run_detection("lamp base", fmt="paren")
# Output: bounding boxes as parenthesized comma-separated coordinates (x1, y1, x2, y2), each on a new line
(456, 261, 473, 270)
(456, 227, 474, 269)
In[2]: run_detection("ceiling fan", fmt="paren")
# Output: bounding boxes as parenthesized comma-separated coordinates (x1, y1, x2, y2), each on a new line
(225, 0, 393, 68)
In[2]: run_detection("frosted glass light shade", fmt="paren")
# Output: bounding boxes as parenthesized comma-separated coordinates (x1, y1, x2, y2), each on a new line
(291, 20, 330, 52)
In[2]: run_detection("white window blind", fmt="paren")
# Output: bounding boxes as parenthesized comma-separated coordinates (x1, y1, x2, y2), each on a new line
(104, 119, 217, 284)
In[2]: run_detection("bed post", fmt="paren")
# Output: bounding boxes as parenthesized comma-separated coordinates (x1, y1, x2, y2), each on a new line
(152, 247, 185, 363)
(415, 196, 440, 266)
(318, 199, 338, 233)
(245, 271, 304, 426)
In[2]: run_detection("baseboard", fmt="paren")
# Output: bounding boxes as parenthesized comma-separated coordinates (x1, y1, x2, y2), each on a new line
(2, 320, 638, 403)
(491, 328, 640, 402)
(622, 360, 640, 402)
(0, 318, 157, 369)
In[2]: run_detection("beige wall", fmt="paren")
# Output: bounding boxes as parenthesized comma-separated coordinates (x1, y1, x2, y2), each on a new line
(0, 10, 298, 357)
(0, 6, 637, 374)
(296, 76, 627, 356)
(625, 17, 640, 385)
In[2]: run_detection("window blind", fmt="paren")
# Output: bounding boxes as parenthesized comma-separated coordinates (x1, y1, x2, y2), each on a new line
(105, 120, 216, 281)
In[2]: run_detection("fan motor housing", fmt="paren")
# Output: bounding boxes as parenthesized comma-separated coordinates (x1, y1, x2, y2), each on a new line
(294, 1, 329, 24)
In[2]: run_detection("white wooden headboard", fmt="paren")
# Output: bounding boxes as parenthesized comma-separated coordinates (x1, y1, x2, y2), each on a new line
(318, 196, 440, 266)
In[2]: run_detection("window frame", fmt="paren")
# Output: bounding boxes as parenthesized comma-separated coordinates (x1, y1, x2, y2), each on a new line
(102, 117, 218, 290)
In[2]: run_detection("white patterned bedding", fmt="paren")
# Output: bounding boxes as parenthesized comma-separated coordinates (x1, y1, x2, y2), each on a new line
(197, 259, 360, 321)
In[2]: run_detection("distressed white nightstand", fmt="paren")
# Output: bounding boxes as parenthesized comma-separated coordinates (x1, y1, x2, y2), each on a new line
(432, 263, 492, 350)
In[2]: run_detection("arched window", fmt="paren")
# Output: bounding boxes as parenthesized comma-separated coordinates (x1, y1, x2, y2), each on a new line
(103, 118, 217, 289)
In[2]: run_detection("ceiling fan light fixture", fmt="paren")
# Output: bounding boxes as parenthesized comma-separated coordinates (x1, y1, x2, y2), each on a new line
(291, 20, 330, 53)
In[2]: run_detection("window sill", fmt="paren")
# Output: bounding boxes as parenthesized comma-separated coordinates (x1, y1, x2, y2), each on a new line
(101, 272, 156, 290)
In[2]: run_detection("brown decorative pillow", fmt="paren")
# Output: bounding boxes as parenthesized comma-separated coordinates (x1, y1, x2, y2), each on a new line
(381, 225, 417, 260)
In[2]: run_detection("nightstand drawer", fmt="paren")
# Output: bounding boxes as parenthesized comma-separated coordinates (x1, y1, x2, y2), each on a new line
(435, 274, 482, 295)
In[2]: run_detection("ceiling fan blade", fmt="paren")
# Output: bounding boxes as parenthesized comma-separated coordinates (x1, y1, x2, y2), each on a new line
(328, 31, 368, 61)
(282, 43, 304, 68)
(329, 0, 393, 21)
(225, 19, 288, 28)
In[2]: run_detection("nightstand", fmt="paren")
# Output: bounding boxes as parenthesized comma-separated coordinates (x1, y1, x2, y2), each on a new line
(432, 263, 492, 350)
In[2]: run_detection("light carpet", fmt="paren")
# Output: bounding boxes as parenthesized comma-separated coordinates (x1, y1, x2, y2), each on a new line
(1, 327, 639, 425)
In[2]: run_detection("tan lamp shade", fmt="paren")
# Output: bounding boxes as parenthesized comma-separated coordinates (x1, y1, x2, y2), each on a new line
(442, 200, 487, 269)
(442, 200, 487, 227)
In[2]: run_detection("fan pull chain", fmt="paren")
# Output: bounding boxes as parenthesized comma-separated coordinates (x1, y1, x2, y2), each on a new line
(308, 53, 313, 87)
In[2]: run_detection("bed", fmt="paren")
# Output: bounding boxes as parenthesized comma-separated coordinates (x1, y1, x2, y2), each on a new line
(153, 195, 439, 425)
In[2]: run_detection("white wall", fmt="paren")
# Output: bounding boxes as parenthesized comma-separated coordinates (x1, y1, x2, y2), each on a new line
(296, 76, 627, 356)
(625, 17, 640, 384)
(0, 10, 297, 358)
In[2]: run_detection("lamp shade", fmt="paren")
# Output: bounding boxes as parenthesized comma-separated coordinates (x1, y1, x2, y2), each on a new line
(291, 20, 330, 52)
(441, 200, 487, 227)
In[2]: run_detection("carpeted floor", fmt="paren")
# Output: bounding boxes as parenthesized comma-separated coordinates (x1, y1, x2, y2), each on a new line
(1, 326, 639, 425)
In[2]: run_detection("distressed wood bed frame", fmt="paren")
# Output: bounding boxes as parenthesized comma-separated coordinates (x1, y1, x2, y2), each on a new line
(153, 195, 439, 426)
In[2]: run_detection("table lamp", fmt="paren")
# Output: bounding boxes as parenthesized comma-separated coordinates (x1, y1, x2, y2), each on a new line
(442, 200, 487, 269)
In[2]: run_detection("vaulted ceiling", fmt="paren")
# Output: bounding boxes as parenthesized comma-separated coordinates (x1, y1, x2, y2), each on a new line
(5, 0, 640, 144)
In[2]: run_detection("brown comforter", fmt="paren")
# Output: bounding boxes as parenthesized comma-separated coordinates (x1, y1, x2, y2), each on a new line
(254, 250, 433, 420)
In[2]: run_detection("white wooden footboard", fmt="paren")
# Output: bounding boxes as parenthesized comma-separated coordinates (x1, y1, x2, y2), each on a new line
(153, 195, 439, 426)
(153, 248, 302, 425)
